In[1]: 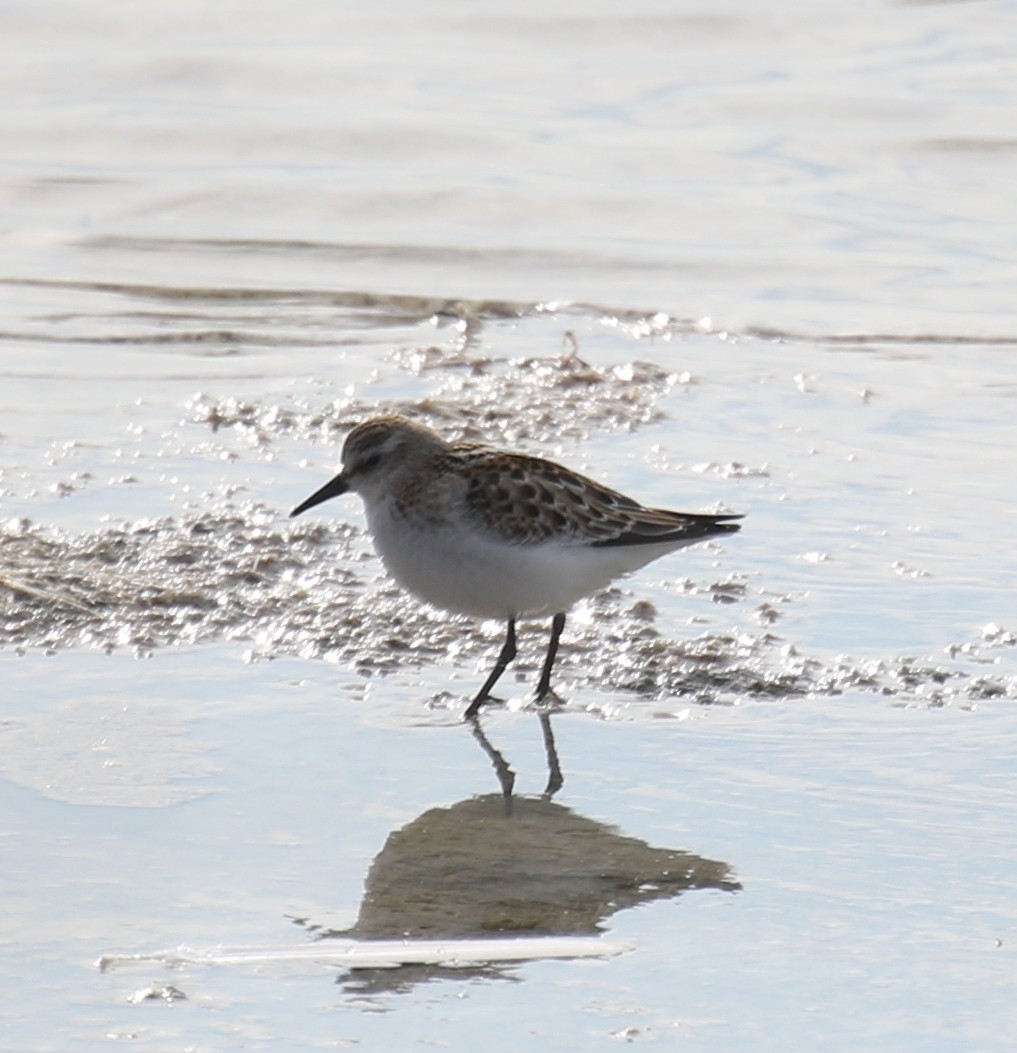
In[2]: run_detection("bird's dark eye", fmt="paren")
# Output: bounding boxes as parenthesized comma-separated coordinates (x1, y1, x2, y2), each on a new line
(358, 453, 382, 473)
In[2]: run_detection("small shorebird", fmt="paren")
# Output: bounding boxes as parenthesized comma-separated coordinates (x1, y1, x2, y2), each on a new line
(291, 415, 741, 718)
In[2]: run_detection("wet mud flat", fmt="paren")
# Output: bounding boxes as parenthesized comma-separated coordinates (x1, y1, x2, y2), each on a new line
(3, 292, 1015, 711)
(4, 0, 1017, 1044)
(1, 293, 1016, 1050)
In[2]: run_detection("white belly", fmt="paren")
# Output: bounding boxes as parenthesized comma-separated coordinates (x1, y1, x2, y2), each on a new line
(365, 504, 697, 619)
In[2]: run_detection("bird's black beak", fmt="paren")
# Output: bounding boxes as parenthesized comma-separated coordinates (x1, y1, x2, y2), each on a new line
(290, 474, 349, 517)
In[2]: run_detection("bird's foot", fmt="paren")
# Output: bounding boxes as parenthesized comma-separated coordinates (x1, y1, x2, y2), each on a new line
(464, 692, 507, 721)
(533, 685, 567, 708)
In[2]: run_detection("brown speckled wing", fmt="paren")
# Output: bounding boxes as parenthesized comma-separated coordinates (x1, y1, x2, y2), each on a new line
(453, 447, 741, 547)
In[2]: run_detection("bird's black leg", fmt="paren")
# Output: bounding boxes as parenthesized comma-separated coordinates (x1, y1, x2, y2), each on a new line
(465, 617, 517, 719)
(535, 611, 566, 702)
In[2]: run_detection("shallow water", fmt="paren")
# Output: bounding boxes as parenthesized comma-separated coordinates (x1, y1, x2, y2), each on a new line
(2, 1, 1017, 1050)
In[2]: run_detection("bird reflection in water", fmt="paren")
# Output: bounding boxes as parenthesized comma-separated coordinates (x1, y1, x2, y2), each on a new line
(468, 711, 563, 804)
(294, 714, 740, 994)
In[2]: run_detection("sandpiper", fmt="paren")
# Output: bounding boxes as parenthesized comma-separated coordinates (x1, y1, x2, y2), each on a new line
(291, 415, 741, 717)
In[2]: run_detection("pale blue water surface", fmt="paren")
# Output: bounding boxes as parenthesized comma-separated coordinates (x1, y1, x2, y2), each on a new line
(2, 1, 1016, 1050)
